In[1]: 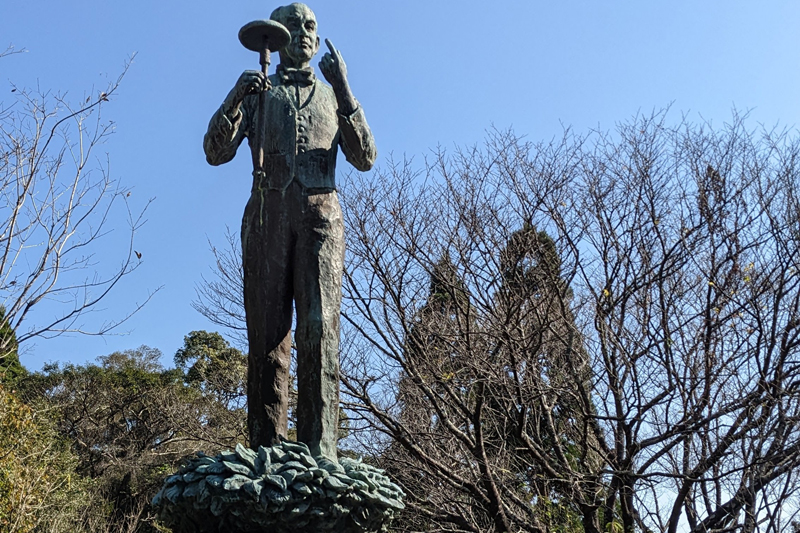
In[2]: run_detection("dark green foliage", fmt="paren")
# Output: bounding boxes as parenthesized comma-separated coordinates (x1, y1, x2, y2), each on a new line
(0, 384, 90, 533)
(18, 347, 198, 531)
(175, 330, 247, 408)
(500, 223, 564, 296)
(10, 332, 249, 532)
(0, 307, 26, 386)
(426, 255, 470, 312)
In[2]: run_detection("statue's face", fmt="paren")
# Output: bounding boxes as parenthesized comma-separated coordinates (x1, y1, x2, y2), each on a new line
(280, 4, 320, 65)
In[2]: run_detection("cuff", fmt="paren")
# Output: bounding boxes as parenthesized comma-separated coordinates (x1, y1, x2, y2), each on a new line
(337, 105, 363, 126)
(221, 104, 243, 131)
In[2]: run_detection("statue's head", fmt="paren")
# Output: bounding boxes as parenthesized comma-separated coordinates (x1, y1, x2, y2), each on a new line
(270, 3, 320, 68)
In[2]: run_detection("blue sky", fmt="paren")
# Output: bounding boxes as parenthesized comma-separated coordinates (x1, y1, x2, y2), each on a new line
(3, 1, 800, 369)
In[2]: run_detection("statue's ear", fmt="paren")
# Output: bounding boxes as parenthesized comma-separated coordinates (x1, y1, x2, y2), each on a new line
(314, 35, 320, 55)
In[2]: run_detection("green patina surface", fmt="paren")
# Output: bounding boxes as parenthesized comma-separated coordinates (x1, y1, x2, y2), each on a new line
(153, 441, 404, 533)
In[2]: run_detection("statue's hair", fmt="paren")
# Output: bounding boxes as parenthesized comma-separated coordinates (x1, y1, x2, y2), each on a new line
(270, 3, 317, 27)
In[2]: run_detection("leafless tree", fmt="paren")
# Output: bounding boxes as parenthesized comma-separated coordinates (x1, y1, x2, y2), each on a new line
(192, 228, 248, 349)
(338, 113, 800, 533)
(0, 52, 155, 361)
(338, 141, 600, 532)
(193, 111, 800, 532)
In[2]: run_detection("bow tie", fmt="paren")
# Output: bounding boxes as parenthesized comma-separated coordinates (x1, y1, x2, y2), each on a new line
(278, 66, 316, 87)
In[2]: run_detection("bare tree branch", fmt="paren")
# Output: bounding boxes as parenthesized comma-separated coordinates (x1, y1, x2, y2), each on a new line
(0, 53, 158, 354)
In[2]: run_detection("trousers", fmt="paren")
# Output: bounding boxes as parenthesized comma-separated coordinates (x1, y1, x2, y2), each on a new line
(241, 180, 344, 459)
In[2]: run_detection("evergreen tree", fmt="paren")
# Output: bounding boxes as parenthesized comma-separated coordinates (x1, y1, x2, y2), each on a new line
(0, 384, 90, 533)
(16, 338, 249, 532)
(492, 224, 599, 522)
(175, 330, 247, 409)
(0, 307, 26, 386)
(398, 255, 471, 427)
(384, 231, 592, 532)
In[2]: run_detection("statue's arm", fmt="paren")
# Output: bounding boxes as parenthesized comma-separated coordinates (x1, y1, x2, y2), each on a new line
(203, 104, 247, 166)
(203, 70, 268, 166)
(319, 39, 377, 172)
(338, 105, 377, 172)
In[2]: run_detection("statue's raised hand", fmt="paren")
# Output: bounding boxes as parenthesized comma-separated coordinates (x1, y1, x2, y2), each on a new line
(319, 39, 349, 92)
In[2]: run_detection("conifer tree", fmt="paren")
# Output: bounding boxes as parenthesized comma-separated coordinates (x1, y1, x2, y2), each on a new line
(0, 308, 26, 386)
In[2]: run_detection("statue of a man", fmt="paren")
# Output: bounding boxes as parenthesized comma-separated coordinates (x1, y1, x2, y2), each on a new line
(203, 2, 375, 460)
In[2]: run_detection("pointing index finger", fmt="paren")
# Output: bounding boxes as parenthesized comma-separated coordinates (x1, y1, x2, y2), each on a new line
(325, 38, 337, 56)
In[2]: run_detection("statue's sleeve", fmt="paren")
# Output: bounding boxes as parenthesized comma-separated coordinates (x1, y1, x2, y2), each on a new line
(203, 102, 249, 166)
(338, 105, 376, 172)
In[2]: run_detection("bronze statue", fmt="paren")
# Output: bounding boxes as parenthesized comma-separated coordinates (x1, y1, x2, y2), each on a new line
(204, 2, 376, 460)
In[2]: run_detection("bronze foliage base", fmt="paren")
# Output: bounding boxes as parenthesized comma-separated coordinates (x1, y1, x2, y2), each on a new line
(152, 441, 405, 533)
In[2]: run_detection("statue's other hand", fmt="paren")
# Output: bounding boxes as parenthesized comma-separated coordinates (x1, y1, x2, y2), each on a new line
(234, 70, 270, 101)
(319, 39, 348, 91)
